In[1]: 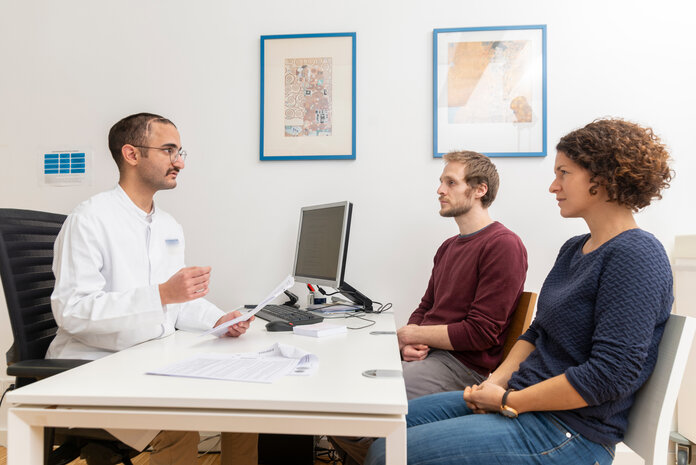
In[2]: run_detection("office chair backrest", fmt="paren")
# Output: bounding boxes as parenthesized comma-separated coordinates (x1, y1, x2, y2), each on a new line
(0, 208, 66, 363)
(501, 291, 537, 361)
(623, 314, 696, 465)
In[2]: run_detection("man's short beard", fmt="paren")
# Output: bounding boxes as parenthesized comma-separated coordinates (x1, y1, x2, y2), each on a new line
(440, 204, 472, 218)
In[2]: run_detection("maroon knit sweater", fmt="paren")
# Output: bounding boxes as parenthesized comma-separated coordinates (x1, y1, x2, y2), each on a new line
(407, 222, 527, 375)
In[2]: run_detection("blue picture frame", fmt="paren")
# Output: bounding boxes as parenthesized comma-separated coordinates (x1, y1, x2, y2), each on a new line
(433, 25, 547, 158)
(260, 32, 356, 161)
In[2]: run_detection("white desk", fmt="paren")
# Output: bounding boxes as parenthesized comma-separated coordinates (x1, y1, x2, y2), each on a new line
(7, 313, 407, 464)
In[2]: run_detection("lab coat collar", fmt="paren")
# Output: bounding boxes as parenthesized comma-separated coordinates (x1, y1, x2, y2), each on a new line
(113, 185, 158, 223)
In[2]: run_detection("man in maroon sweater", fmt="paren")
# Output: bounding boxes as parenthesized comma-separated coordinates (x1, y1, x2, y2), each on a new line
(396, 150, 528, 400)
(329, 151, 528, 465)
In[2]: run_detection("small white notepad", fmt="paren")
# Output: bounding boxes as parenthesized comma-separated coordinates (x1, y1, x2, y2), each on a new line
(293, 322, 347, 337)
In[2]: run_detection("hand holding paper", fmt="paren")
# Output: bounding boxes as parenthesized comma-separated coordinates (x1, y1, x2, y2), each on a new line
(203, 275, 295, 338)
(214, 310, 253, 337)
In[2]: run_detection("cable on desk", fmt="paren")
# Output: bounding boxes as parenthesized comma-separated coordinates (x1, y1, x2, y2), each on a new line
(344, 313, 377, 330)
(316, 286, 341, 296)
(371, 300, 393, 313)
(0, 383, 15, 408)
(319, 311, 380, 330)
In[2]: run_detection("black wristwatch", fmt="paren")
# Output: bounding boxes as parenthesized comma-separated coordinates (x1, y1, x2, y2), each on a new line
(500, 388, 518, 418)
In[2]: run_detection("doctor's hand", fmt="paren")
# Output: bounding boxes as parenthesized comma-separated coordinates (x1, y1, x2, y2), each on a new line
(215, 310, 254, 338)
(159, 266, 211, 305)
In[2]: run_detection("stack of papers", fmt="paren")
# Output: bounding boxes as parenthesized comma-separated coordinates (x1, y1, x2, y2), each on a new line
(293, 322, 347, 337)
(147, 343, 318, 383)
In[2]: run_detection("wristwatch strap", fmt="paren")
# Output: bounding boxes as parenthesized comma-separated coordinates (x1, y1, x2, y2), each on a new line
(500, 388, 519, 418)
(501, 388, 515, 408)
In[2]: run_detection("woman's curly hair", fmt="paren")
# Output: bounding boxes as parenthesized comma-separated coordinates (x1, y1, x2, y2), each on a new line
(556, 118, 673, 211)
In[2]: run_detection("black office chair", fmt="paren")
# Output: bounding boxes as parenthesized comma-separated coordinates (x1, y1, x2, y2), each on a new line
(0, 209, 84, 386)
(0, 208, 137, 465)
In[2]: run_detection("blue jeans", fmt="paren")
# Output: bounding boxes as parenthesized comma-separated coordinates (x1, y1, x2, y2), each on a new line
(365, 391, 615, 465)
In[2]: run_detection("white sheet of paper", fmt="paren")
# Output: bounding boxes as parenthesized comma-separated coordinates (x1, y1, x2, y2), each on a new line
(202, 275, 295, 338)
(147, 343, 318, 383)
(264, 342, 319, 376)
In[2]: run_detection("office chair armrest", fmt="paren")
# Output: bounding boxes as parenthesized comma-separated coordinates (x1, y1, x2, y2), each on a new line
(7, 359, 91, 379)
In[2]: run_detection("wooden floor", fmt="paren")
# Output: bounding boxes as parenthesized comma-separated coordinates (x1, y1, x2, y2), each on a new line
(0, 446, 222, 464)
(0, 445, 337, 465)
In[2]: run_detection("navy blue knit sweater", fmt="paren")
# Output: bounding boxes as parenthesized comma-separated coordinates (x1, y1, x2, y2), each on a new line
(508, 229, 673, 446)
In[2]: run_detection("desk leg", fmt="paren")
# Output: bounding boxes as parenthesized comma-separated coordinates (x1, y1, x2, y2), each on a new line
(8, 409, 43, 465)
(384, 420, 407, 465)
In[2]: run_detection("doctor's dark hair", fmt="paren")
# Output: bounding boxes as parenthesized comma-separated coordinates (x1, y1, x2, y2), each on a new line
(108, 113, 176, 168)
(556, 118, 673, 211)
(443, 151, 500, 208)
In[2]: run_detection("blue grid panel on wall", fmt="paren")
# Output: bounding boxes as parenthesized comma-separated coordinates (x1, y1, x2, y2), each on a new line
(44, 153, 59, 174)
(44, 152, 86, 174)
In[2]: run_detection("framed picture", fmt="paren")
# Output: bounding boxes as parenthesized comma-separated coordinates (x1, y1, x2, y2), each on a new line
(260, 32, 356, 161)
(433, 25, 547, 158)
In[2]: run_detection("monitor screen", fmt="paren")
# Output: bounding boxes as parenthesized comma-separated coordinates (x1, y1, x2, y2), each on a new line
(292, 201, 351, 288)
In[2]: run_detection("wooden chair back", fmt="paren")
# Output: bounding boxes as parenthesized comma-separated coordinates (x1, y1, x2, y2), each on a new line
(501, 291, 537, 361)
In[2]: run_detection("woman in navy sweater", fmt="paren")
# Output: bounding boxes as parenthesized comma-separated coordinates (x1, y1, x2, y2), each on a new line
(365, 119, 674, 465)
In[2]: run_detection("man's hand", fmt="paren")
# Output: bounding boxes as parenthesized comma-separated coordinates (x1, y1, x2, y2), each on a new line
(397, 324, 421, 349)
(463, 381, 506, 414)
(397, 323, 454, 351)
(159, 266, 211, 305)
(214, 310, 254, 338)
(401, 343, 430, 361)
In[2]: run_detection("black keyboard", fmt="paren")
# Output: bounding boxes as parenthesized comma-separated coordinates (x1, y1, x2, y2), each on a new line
(255, 304, 324, 326)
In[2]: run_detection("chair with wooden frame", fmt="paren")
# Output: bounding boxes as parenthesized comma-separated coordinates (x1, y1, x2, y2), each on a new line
(501, 291, 537, 361)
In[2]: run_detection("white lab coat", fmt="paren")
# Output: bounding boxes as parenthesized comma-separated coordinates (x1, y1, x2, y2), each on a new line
(47, 185, 225, 449)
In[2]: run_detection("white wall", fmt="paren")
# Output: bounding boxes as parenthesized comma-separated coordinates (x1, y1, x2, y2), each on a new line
(1, 0, 695, 452)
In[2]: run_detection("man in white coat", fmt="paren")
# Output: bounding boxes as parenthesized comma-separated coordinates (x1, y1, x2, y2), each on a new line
(47, 113, 256, 465)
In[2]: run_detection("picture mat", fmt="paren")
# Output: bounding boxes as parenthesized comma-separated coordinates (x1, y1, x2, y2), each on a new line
(435, 28, 545, 156)
(263, 36, 353, 157)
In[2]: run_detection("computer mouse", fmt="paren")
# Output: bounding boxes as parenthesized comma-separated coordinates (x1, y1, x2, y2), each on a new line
(265, 320, 295, 332)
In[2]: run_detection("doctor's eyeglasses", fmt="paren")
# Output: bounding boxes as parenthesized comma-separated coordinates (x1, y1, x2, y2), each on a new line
(133, 145, 188, 164)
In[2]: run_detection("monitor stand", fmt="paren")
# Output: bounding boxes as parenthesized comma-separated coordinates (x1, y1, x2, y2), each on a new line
(282, 290, 300, 308)
(339, 281, 373, 312)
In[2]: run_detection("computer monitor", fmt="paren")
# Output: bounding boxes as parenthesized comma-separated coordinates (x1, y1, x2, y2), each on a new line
(292, 201, 373, 311)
